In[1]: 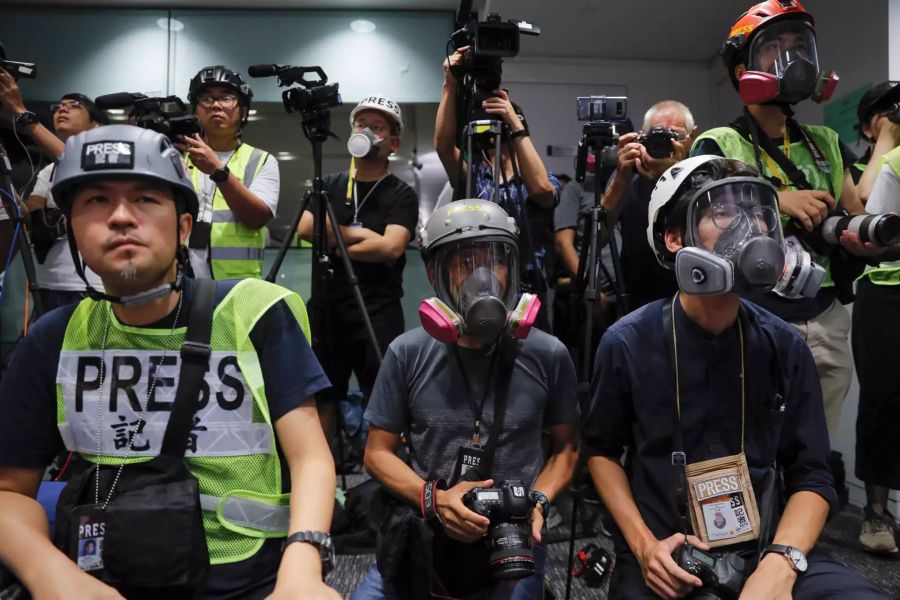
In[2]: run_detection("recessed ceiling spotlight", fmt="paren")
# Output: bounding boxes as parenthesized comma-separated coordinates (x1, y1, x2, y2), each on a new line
(106, 109, 125, 115)
(156, 17, 185, 32)
(350, 19, 376, 33)
(248, 109, 258, 116)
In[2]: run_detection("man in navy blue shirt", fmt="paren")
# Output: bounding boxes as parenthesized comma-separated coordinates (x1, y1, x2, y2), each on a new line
(583, 156, 889, 599)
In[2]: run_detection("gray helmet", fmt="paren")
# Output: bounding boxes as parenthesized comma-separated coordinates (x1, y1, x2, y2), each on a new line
(418, 198, 519, 261)
(51, 124, 199, 222)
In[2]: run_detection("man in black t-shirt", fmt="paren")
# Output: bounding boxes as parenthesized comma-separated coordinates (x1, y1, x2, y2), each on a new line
(298, 94, 419, 445)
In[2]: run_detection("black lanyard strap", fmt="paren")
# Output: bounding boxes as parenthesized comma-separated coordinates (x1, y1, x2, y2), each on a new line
(452, 343, 500, 447)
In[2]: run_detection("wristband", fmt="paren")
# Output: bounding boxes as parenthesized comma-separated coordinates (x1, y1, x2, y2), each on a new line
(529, 490, 550, 515)
(510, 128, 530, 140)
(14, 111, 39, 128)
(421, 478, 446, 521)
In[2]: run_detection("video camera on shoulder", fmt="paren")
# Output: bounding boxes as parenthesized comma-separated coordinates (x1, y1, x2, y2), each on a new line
(462, 480, 535, 581)
(672, 541, 749, 600)
(0, 43, 35, 79)
(574, 95, 632, 182)
(95, 93, 201, 144)
(636, 126, 685, 159)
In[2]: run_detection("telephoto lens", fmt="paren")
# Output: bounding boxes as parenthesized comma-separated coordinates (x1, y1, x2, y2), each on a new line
(822, 213, 900, 247)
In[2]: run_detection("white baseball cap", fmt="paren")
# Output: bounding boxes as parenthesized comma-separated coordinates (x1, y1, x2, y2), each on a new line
(350, 94, 403, 134)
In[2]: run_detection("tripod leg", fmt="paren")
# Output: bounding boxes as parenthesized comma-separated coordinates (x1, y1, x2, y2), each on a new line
(266, 190, 312, 283)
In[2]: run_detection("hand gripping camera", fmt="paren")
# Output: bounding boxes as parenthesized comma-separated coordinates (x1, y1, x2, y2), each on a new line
(95, 93, 201, 144)
(462, 480, 535, 580)
(672, 542, 748, 600)
(636, 126, 685, 159)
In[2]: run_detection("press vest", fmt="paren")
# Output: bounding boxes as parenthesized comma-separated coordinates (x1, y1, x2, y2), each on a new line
(188, 143, 268, 280)
(55, 279, 312, 565)
(694, 125, 844, 288)
(861, 145, 900, 285)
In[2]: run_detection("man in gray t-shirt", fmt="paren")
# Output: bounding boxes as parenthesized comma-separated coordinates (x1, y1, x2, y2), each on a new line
(357, 199, 578, 600)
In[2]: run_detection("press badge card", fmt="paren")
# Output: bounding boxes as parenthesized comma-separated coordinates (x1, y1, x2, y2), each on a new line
(73, 507, 106, 572)
(685, 454, 760, 548)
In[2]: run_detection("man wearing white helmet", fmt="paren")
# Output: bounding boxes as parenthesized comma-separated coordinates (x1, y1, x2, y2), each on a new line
(298, 93, 418, 448)
(582, 156, 888, 600)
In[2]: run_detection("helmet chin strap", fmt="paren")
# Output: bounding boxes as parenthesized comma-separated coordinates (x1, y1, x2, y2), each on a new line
(67, 233, 188, 307)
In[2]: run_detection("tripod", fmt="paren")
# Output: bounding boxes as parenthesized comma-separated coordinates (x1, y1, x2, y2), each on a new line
(0, 144, 43, 319)
(264, 107, 382, 491)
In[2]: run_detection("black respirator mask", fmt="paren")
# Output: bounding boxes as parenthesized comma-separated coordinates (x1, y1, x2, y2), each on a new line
(675, 177, 823, 298)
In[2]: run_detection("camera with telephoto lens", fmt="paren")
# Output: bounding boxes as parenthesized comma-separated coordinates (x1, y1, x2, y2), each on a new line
(449, 0, 539, 118)
(0, 43, 36, 79)
(672, 542, 748, 600)
(95, 93, 201, 144)
(790, 207, 900, 256)
(636, 126, 684, 159)
(462, 480, 535, 580)
(572, 542, 614, 588)
(574, 96, 632, 182)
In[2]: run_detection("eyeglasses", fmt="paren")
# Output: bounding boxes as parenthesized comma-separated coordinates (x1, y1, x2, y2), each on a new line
(51, 100, 85, 113)
(353, 120, 391, 135)
(197, 94, 239, 108)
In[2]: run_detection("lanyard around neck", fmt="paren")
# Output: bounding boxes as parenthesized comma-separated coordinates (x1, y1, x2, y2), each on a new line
(451, 344, 499, 447)
(669, 295, 746, 454)
(352, 175, 388, 223)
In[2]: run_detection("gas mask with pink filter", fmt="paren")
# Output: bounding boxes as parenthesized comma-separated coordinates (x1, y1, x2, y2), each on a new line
(417, 199, 541, 344)
(738, 20, 838, 105)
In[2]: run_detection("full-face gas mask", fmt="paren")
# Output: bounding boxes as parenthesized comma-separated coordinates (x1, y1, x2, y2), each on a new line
(648, 156, 824, 298)
(738, 20, 837, 105)
(418, 199, 541, 344)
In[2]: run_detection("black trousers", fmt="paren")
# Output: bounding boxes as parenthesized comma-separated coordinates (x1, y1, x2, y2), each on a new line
(609, 551, 891, 599)
(308, 299, 404, 406)
(852, 278, 900, 489)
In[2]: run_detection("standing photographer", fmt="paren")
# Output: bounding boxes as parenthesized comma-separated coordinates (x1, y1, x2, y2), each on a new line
(583, 155, 890, 600)
(691, 1, 881, 499)
(180, 65, 279, 280)
(850, 81, 900, 202)
(297, 94, 418, 446)
(0, 60, 65, 159)
(356, 199, 578, 599)
(435, 47, 560, 327)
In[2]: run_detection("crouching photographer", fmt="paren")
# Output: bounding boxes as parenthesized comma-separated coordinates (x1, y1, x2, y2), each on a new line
(583, 156, 890, 600)
(356, 199, 578, 599)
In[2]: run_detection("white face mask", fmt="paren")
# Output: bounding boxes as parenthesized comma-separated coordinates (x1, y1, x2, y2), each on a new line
(347, 127, 383, 159)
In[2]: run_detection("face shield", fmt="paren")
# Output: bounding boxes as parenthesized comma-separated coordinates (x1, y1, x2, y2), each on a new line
(681, 177, 787, 293)
(433, 240, 520, 313)
(747, 20, 820, 104)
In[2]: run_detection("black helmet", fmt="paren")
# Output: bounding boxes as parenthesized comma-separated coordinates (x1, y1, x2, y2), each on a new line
(188, 65, 253, 107)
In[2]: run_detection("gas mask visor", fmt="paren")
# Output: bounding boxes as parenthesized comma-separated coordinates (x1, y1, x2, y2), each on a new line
(748, 21, 820, 103)
(682, 177, 786, 293)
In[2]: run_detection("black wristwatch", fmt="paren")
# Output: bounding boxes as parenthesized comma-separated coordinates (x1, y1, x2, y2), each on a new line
(284, 530, 335, 577)
(210, 165, 230, 183)
(763, 544, 808, 574)
(14, 110, 39, 127)
(510, 127, 530, 140)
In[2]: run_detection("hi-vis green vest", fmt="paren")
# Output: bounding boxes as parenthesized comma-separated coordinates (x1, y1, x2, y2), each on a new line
(56, 279, 312, 565)
(188, 144, 268, 280)
(692, 125, 844, 288)
(861, 145, 900, 285)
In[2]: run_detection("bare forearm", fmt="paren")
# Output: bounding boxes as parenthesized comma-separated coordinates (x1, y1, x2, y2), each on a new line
(20, 122, 64, 159)
(435, 82, 458, 155)
(345, 236, 399, 263)
(364, 447, 425, 507)
(216, 177, 273, 229)
(531, 445, 578, 502)
(555, 233, 580, 278)
(511, 136, 555, 208)
(600, 175, 629, 223)
(588, 456, 656, 556)
(770, 491, 828, 553)
(0, 491, 78, 589)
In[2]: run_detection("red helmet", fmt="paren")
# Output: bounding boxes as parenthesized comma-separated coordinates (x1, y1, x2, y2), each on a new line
(721, 0, 814, 79)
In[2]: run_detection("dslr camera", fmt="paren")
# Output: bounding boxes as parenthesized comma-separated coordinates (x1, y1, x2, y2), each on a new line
(0, 43, 35, 79)
(95, 93, 201, 144)
(636, 126, 684, 159)
(462, 480, 535, 580)
(672, 542, 748, 600)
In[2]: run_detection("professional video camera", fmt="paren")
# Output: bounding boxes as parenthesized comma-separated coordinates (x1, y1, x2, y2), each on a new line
(462, 480, 535, 580)
(0, 43, 36, 79)
(636, 126, 686, 159)
(571, 542, 614, 588)
(248, 64, 340, 123)
(574, 96, 630, 182)
(672, 542, 749, 600)
(449, 0, 539, 119)
(95, 93, 200, 143)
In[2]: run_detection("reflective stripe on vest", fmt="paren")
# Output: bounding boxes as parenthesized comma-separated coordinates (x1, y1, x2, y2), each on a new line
(188, 144, 268, 280)
(57, 279, 313, 564)
(692, 125, 844, 288)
